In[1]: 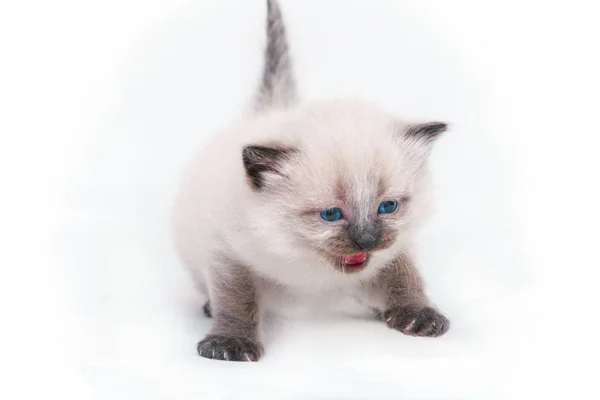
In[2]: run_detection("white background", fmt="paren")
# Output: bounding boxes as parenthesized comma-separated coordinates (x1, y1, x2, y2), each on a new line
(1, 0, 599, 398)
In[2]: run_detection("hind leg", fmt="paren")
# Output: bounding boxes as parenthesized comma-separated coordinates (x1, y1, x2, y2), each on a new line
(203, 300, 212, 317)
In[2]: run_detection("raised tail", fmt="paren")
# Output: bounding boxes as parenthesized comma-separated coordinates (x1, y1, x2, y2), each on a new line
(254, 0, 297, 112)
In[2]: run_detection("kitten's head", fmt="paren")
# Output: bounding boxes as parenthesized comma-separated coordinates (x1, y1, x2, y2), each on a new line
(243, 101, 447, 274)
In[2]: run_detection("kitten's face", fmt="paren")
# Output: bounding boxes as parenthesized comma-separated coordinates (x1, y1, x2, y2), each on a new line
(291, 180, 413, 273)
(243, 102, 446, 274)
(277, 145, 426, 273)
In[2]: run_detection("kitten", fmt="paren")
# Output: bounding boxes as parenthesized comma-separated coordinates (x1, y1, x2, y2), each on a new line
(172, 0, 450, 362)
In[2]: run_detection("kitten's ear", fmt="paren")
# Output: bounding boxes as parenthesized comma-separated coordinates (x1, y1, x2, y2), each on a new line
(242, 145, 296, 190)
(404, 121, 448, 144)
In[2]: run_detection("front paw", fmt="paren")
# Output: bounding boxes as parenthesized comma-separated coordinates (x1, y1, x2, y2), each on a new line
(197, 334, 263, 362)
(383, 306, 450, 337)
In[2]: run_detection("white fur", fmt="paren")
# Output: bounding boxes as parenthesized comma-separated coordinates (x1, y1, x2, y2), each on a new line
(171, 99, 437, 313)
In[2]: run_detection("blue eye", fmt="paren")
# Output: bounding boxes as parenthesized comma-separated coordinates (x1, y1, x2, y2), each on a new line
(320, 208, 343, 222)
(378, 200, 398, 214)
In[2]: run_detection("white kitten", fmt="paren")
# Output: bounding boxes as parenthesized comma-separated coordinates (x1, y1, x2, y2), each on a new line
(172, 0, 449, 362)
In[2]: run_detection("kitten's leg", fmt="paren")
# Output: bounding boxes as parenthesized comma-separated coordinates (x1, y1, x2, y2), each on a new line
(363, 254, 450, 337)
(202, 301, 212, 318)
(197, 261, 263, 361)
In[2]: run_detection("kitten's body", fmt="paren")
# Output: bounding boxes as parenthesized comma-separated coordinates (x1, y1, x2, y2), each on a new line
(172, 0, 450, 362)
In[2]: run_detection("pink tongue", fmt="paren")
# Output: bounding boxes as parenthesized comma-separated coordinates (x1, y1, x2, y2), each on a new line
(343, 252, 368, 265)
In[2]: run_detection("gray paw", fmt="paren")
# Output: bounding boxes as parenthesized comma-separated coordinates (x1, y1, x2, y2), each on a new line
(197, 335, 263, 362)
(383, 306, 450, 337)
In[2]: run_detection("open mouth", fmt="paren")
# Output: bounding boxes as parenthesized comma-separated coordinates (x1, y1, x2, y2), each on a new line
(340, 252, 369, 270)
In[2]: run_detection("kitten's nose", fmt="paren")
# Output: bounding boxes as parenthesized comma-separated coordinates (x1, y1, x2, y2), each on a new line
(352, 236, 378, 252)
(348, 223, 382, 252)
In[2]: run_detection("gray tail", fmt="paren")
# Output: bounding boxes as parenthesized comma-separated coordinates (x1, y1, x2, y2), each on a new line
(254, 0, 297, 112)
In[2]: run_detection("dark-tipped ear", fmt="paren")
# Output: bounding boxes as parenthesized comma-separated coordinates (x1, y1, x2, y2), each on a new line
(405, 121, 448, 144)
(242, 145, 296, 190)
